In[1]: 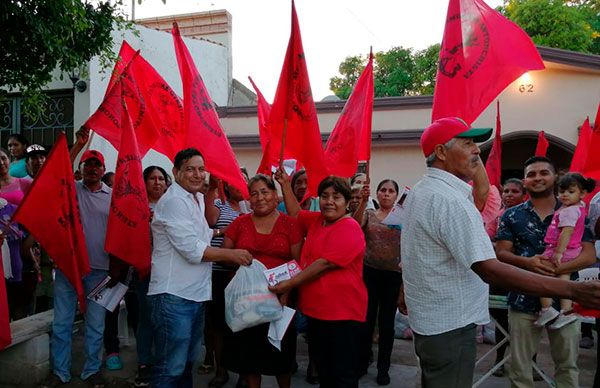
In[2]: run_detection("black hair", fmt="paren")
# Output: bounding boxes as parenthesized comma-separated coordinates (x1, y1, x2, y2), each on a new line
(318, 176, 351, 202)
(524, 156, 556, 174)
(503, 178, 525, 193)
(143, 165, 171, 185)
(7, 134, 30, 148)
(376, 179, 399, 193)
(173, 148, 203, 170)
(557, 173, 596, 193)
(350, 172, 367, 186)
(248, 173, 277, 192)
(0, 147, 9, 158)
(101, 172, 115, 185)
(291, 169, 307, 190)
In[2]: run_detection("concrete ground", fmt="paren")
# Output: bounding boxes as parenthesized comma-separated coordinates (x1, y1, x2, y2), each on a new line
(6, 323, 597, 387)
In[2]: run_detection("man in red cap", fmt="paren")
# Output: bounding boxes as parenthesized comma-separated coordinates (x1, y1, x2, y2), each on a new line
(400, 117, 600, 388)
(45, 148, 115, 387)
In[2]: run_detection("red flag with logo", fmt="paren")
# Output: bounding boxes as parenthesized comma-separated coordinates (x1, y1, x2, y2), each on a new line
(172, 23, 249, 197)
(267, 1, 328, 194)
(570, 118, 592, 173)
(104, 100, 151, 277)
(324, 52, 374, 178)
(248, 77, 274, 175)
(13, 134, 90, 311)
(84, 42, 185, 160)
(535, 131, 549, 157)
(432, 0, 545, 124)
(582, 113, 600, 180)
(485, 101, 502, 188)
(0, 255, 10, 350)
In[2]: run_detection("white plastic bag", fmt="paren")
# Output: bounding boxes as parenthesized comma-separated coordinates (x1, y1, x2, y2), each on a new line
(225, 260, 283, 332)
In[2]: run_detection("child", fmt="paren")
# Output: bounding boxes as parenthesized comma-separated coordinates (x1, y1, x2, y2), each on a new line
(534, 173, 596, 329)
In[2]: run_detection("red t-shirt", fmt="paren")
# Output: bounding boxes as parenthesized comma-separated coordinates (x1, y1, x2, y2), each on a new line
(225, 213, 303, 269)
(296, 210, 367, 322)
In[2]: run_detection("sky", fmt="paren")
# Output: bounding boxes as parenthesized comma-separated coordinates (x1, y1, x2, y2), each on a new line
(126, 0, 504, 101)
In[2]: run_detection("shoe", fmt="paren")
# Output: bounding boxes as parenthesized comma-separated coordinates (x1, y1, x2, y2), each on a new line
(40, 373, 67, 388)
(534, 307, 559, 327)
(198, 362, 214, 375)
(492, 365, 504, 377)
(208, 373, 230, 388)
(548, 313, 578, 330)
(306, 361, 319, 385)
(134, 365, 151, 387)
(105, 353, 123, 371)
(84, 372, 106, 388)
(580, 336, 594, 349)
(236, 376, 249, 388)
(376, 371, 391, 385)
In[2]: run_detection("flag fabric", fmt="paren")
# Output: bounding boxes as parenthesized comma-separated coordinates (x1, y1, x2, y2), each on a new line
(432, 0, 545, 124)
(535, 131, 549, 157)
(104, 100, 152, 277)
(324, 52, 374, 178)
(485, 101, 502, 188)
(266, 0, 329, 195)
(172, 23, 249, 197)
(0, 255, 10, 350)
(13, 134, 90, 310)
(570, 118, 592, 173)
(248, 76, 274, 175)
(84, 42, 185, 160)
(582, 118, 600, 180)
(594, 103, 600, 131)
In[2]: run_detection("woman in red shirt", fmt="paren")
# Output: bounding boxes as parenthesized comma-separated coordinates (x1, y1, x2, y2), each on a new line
(222, 174, 303, 388)
(272, 172, 367, 388)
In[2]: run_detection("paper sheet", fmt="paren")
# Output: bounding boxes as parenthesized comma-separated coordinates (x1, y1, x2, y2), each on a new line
(268, 306, 296, 351)
(2, 240, 12, 279)
(87, 276, 128, 312)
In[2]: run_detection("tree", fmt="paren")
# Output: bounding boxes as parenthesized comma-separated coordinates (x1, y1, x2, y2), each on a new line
(500, 0, 599, 54)
(329, 44, 440, 99)
(0, 0, 130, 114)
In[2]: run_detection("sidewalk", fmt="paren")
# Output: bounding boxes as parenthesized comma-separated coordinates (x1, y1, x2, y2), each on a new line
(8, 322, 596, 387)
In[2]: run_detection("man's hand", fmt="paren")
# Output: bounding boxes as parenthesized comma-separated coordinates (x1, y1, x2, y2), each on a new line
(225, 249, 253, 266)
(551, 252, 563, 267)
(397, 285, 407, 315)
(572, 281, 600, 309)
(360, 184, 370, 201)
(526, 255, 556, 276)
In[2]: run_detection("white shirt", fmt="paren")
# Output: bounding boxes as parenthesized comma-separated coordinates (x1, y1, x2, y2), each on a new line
(401, 168, 495, 335)
(588, 191, 600, 257)
(148, 182, 213, 302)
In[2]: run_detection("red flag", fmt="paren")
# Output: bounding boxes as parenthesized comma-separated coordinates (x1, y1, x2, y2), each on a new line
(248, 76, 274, 175)
(0, 256, 10, 350)
(172, 23, 249, 197)
(324, 51, 374, 178)
(570, 118, 592, 173)
(84, 42, 185, 160)
(535, 131, 549, 157)
(13, 134, 90, 310)
(485, 101, 502, 188)
(266, 1, 329, 194)
(104, 100, 151, 277)
(594, 103, 600, 131)
(582, 120, 600, 180)
(432, 0, 545, 124)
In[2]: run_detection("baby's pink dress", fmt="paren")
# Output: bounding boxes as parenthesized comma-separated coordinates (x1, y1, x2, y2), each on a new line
(542, 202, 587, 262)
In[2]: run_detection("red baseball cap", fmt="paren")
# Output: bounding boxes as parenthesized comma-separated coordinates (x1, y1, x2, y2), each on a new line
(420, 117, 492, 157)
(80, 150, 105, 167)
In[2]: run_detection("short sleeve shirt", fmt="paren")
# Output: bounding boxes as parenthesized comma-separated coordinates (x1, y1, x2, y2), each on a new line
(76, 181, 111, 270)
(296, 211, 367, 322)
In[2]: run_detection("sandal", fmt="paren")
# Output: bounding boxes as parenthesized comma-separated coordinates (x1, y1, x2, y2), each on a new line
(197, 363, 214, 375)
(208, 372, 230, 388)
(84, 372, 106, 388)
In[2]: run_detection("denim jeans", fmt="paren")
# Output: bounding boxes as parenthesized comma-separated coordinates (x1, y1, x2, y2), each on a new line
(149, 293, 205, 388)
(133, 273, 154, 366)
(51, 269, 108, 382)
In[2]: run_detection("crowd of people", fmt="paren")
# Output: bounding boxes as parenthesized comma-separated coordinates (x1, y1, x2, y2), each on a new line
(2, 119, 600, 388)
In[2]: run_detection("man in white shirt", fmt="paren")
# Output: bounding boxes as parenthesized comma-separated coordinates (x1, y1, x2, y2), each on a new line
(401, 117, 600, 388)
(147, 148, 252, 387)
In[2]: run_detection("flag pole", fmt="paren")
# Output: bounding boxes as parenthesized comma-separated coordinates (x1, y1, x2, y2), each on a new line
(279, 118, 288, 163)
(366, 160, 371, 184)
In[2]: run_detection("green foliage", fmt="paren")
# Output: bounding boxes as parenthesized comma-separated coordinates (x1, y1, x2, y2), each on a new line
(0, 0, 131, 117)
(329, 44, 440, 99)
(501, 0, 599, 54)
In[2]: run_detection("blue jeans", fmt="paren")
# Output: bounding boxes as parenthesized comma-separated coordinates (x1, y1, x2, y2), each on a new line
(51, 269, 107, 382)
(149, 293, 205, 388)
(133, 273, 154, 365)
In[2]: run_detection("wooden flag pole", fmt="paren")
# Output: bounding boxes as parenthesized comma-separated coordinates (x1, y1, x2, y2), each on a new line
(366, 160, 371, 184)
(279, 118, 288, 164)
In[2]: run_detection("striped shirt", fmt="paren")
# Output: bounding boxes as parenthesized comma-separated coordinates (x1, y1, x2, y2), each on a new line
(211, 199, 249, 270)
(401, 168, 495, 335)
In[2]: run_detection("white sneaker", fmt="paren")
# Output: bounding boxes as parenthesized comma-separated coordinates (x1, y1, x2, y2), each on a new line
(534, 307, 559, 327)
(548, 313, 578, 330)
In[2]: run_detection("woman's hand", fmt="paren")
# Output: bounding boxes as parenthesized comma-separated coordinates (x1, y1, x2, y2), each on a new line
(360, 184, 370, 201)
(269, 279, 295, 295)
(273, 165, 291, 187)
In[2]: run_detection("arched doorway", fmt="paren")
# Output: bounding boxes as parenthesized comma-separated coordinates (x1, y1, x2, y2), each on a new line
(480, 131, 575, 182)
